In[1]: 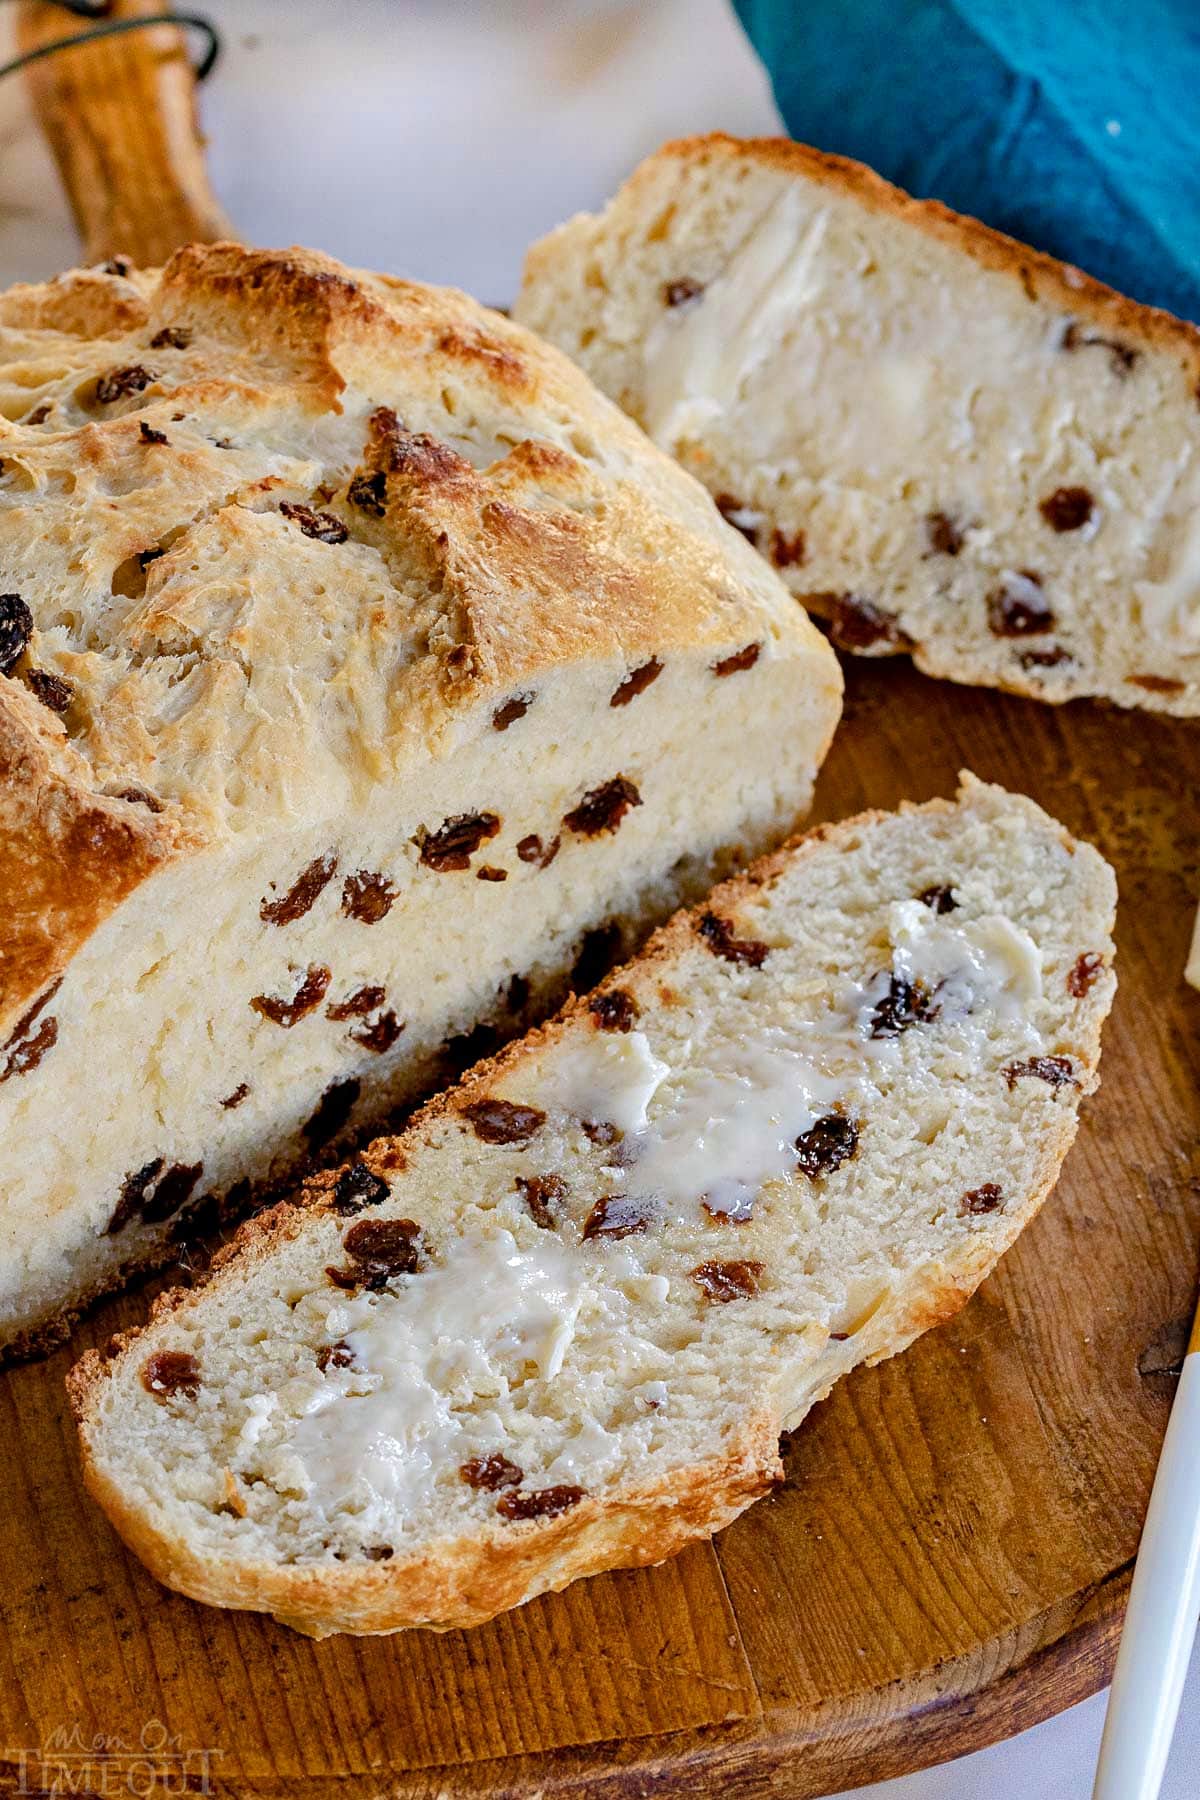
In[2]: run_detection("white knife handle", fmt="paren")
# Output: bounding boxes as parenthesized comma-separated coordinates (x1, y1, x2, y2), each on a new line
(1093, 1339, 1200, 1800)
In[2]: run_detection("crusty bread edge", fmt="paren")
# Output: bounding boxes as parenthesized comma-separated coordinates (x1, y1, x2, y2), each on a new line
(68, 776, 1117, 1636)
(530, 131, 1200, 381)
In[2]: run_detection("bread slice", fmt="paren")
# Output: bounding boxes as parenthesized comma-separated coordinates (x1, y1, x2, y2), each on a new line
(70, 777, 1116, 1637)
(517, 133, 1200, 715)
(0, 243, 841, 1358)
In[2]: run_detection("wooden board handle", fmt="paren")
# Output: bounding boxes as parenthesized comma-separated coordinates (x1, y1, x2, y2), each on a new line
(16, 0, 236, 267)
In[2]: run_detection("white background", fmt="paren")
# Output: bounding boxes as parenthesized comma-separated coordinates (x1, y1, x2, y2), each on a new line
(2, 3, 1198, 1794)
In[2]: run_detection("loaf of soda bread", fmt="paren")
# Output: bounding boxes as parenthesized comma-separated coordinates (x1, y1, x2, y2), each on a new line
(70, 778, 1116, 1637)
(0, 243, 841, 1357)
(517, 134, 1200, 714)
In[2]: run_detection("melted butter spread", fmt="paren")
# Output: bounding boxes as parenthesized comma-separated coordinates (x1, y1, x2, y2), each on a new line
(643, 185, 829, 447)
(883, 900, 1042, 1016)
(291, 902, 1045, 1508)
(292, 1230, 590, 1511)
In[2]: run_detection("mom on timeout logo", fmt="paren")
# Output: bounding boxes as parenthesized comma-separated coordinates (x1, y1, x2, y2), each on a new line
(12, 1719, 222, 1795)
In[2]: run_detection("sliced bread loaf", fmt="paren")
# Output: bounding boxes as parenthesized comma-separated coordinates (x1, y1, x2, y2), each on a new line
(517, 134, 1200, 714)
(0, 242, 841, 1357)
(70, 777, 1116, 1637)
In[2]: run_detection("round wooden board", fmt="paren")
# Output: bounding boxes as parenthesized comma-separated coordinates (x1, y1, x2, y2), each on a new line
(1, 657, 1197, 1799)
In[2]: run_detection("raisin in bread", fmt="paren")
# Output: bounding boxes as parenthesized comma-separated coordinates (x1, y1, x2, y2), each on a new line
(0, 243, 841, 1359)
(70, 777, 1116, 1637)
(517, 134, 1200, 714)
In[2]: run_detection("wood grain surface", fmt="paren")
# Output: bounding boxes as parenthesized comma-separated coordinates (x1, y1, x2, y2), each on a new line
(0, 657, 1195, 1798)
(16, 0, 233, 266)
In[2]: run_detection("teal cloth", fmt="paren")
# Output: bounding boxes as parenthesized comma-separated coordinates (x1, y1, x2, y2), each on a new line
(733, 0, 1200, 322)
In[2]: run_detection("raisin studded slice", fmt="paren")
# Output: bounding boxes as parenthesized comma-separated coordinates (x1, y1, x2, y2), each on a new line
(420, 811, 501, 871)
(0, 1012, 58, 1083)
(769, 527, 807, 568)
(516, 1174, 568, 1229)
(829, 595, 907, 651)
(611, 659, 663, 707)
(712, 642, 761, 678)
(149, 325, 192, 350)
(588, 989, 637, 1032)
(259, 852, 337, 925)
(0, 593, 33, 674)
(279, 501, 348, 544)
(572, 922, 622, 990)
(221, 1082, 250, 1110)
(139, 421, 168, 446)
(1003, 1055, 1076, 1089)
(326, 984, 386, 1021)
(581, 1120, 621, 1148)
(868, 974, 940, 1037)
(492, 693, 533, 730)
(347, 469, 387, 514)
(327, 1216, 421, 1290)
(462, 1099, 546, 1144)
(317, 1339, 357, 1372)
(918, 884, 958, 914)
(94, 365, 155, 404)
(332, 1161, 390, 1215)
(960, 1183, 1004, 1216)
(350, 1010, 403, 1054)
(303, 1076, 360, 1149)
(1020, 647, 1073, 670)
(106, 1157, 164, 1234)
(112, 785, 164, 812)
(1039, 486, 1095, 532)
(794, 1114, 859, 1178)
(697, 911, 770, 968)
(925, 511, 965, 556)
(714, 494, 761, 544)
(663, 277, 704, 307)
(142, 1350, 200, 1400)
(702, 1190, 755, 1224)
(690, 1260, 764, 1302)
(250, 965, 330, 1028)
(140, 1161, 203, 1224)
(987, 572, 1054, 637)
(496, 1485, 585, 1521)
(582, 1195, 649, 1241)
(26, 667, 73, 713)
(562, 776, 641, 838)
(460, 1453, 524, 1490)
(341, 869, 396, 922)
(1067, 952, 1104, 997)
(1061, 321, 1138, 377)
(516, 833, 560, 869)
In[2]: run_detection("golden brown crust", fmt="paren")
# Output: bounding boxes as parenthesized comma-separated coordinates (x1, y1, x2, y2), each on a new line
(0, 687, 179, 1031)
(68, 1398, 780, 1636)
(651, 135, 1200, 378)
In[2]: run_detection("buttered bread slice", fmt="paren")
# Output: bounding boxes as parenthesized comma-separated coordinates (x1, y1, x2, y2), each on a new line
(518, 134, 1200, 713)
(71, 778, 1116, 1637)
(0, 243, 840, 1357)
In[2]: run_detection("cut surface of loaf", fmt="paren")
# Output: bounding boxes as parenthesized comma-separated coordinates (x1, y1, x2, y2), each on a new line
(517, 133, 1200, 714)
(0, 242, 841, 1357)
(71, 778, 1116, 1638)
